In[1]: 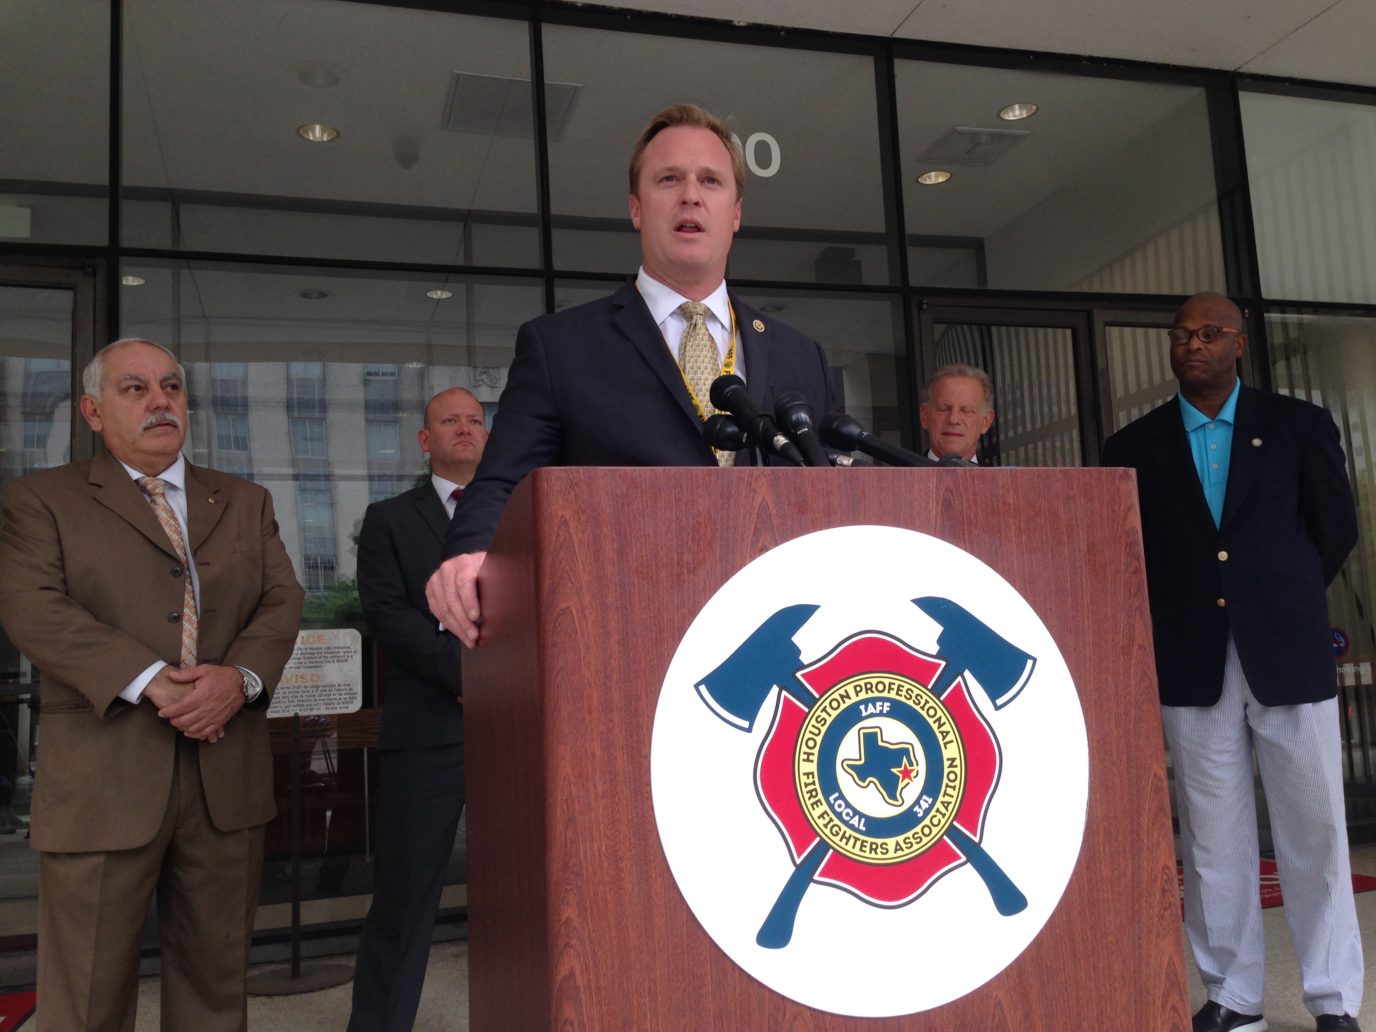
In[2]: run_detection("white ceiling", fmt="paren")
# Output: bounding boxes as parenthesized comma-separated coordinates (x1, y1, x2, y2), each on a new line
(591, 0, 1376, 89)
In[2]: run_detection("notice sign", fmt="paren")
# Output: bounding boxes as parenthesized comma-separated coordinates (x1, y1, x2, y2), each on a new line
(268, 628, 363, 717)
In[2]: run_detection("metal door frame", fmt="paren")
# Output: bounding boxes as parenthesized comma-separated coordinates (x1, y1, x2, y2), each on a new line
(0, 256, 106, 462)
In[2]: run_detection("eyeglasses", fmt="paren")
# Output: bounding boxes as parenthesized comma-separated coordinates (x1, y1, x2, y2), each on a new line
(1168, 324, 1239, 346)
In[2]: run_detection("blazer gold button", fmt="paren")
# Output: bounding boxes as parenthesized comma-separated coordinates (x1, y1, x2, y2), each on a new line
(1215, 598, 1226, 608)
(1217, 551, 1228, 562)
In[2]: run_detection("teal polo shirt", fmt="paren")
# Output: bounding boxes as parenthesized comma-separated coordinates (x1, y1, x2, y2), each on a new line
(1179, 379, 1241, 528)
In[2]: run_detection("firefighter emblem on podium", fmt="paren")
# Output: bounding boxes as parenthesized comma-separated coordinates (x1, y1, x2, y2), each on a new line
(651, 526, 1088, 1018)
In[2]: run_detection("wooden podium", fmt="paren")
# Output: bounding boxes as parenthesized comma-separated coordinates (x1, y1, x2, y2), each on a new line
(462, 467, 1188, 1030)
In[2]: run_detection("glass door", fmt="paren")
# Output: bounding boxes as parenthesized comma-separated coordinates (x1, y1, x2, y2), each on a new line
(916, 301, 1094, 466)
(0, 262, 98, 983)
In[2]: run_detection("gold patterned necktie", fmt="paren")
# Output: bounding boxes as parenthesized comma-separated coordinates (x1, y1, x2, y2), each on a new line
(678, 301, 717, 408)
(678, 300, 735, 467)
(137, 476, 198, 667)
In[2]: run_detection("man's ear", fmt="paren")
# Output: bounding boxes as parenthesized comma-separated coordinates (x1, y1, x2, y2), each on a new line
(79, 394, 103, 433)
(628, 193, 642, 231)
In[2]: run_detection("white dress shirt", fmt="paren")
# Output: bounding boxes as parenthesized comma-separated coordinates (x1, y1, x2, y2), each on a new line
(636, 267, 737, 375)
(118, 455, 261, 703)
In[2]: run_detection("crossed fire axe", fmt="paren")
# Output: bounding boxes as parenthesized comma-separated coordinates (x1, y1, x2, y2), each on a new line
(695, 597, 1035, 949)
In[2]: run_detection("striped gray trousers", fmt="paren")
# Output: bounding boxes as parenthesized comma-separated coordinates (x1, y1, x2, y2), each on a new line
(1162, 637, 1364, 1018)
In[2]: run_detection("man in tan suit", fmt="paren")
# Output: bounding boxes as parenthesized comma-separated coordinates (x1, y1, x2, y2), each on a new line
(0, 338, 304, 1031)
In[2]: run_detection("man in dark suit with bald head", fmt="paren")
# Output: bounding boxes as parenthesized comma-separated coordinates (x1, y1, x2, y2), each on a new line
(348, 387, 488, 1031)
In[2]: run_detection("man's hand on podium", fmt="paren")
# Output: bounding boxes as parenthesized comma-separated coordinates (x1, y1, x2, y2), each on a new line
(427, 550, 487, 648)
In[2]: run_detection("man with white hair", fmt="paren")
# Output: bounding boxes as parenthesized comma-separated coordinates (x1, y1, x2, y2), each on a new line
(919, 362, 996, 463)
(0, 338, 303, 1031)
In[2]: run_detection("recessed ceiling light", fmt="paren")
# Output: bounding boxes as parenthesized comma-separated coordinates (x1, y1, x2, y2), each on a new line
(294, 62, 343, 89)
(120, 275, 146, 287)
(297, 123, 339, 143)
(998, 102, 1038, 121)
(426, 289, 454, 300)
(917, 170, 952, 186)
(298, 288, 331, 300)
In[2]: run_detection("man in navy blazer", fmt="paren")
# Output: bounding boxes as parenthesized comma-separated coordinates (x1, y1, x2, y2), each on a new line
(1103, 292, 1362, 1032)
(427, 102, 835, 643)
(347, 387, 487, 1030)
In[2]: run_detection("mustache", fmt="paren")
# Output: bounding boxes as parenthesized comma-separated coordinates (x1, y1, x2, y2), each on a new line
(141, 412, 183, 432)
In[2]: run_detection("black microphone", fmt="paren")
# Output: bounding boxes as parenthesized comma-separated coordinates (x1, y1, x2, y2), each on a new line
(937, 452, 976, 467)
(818, 411, 937, 469)
(772, 392, 831, 468)
(709, 375, 805, 467)
(703, 413, 747, 453)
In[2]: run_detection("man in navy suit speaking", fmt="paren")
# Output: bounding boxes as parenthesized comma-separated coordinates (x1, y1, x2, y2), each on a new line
(1103, 292, 1362, 1032)
(427, 103, 835, 645)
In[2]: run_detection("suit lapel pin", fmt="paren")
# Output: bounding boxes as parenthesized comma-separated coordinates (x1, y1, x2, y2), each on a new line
(208, 496, 217, 504)
(752, 319, 765, 333)
(1251, 437, 1262, 447)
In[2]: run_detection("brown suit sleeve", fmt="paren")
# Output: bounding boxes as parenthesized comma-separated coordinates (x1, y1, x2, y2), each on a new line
(0, 474, 162, 716)
(217, 485, 304, 701)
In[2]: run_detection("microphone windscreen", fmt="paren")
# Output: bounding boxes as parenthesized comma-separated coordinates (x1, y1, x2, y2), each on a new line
(818, 411, 866, 450)
(704, 413, 746, 451)
(709, 374, 747, 412)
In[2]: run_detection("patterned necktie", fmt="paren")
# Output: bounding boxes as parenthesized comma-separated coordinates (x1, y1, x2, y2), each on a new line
(137, 476, 198, 667)
(678, 301, 734, 467)
(678, 301, 718, 410)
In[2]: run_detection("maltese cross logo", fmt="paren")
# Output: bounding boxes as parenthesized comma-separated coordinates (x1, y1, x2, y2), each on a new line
(695, 597, 1036, 948)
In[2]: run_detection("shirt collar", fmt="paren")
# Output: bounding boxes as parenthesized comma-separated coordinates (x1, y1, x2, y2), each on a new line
(1178, 379, 1241, 432)
(431, 473, 461, 503)
(636, 267, 731, 332)
(926, 449, 979, 464)
(119, 453, 187, 491)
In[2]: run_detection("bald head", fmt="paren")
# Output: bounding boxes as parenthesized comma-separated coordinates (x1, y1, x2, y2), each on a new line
(1176, 291, 1243, 329)
(419, 388, 488, 485)
(1169, 292, 1247, 418)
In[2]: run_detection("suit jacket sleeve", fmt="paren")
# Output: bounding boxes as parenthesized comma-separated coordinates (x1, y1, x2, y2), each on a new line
(219, 485, 305, 702)
(1100, 432, 1123, 468)
(444, 316, 562, 557)
(0, 475, 161, 715)
(357, 499, 463, 691)
(440, 285, 837, 558)
(1301, 406, 1359, 584)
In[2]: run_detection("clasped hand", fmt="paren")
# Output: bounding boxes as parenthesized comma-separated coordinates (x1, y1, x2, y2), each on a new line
(144, 664, 245, 743)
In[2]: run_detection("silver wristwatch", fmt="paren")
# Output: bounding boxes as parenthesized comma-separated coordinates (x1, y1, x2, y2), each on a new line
(236, 666, 263, 703)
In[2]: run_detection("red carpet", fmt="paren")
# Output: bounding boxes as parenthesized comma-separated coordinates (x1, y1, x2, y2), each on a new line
(0, 991, 34, 1032)
(1178, 860, 1376, 910)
